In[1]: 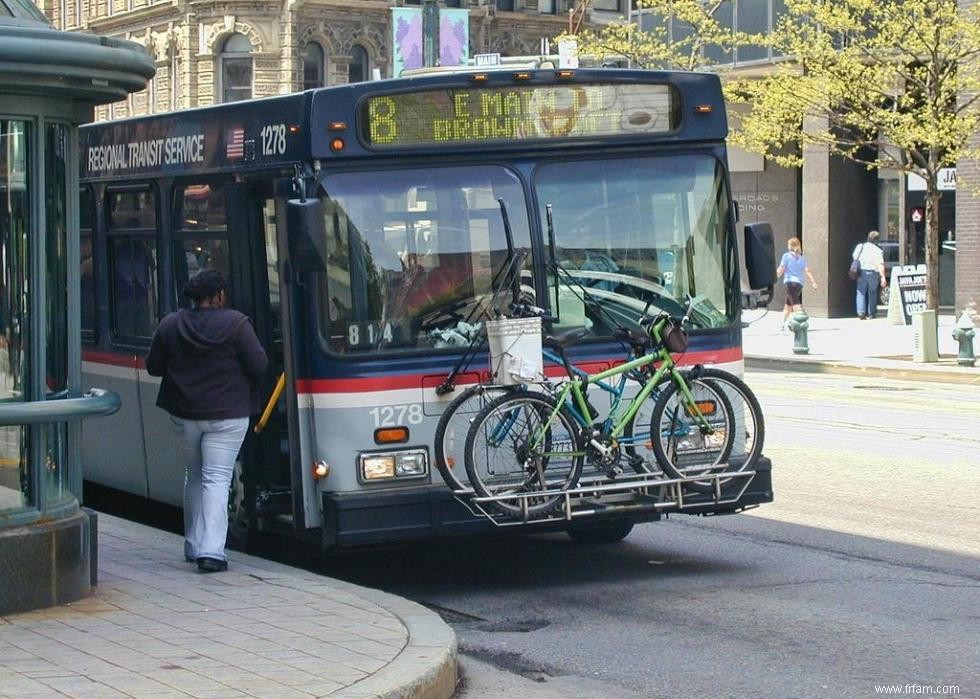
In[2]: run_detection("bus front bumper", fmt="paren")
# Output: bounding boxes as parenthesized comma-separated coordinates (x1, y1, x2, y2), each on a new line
(319, 456, 773, 548)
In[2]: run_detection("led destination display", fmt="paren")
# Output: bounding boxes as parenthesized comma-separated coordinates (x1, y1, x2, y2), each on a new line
(360, 83, 678, 148)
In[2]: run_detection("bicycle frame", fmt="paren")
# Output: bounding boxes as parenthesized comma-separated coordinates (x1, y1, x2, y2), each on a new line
(528, 322, 713, 458)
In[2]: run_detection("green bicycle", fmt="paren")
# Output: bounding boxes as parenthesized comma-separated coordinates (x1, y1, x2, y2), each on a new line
(463, 307, 737, 518)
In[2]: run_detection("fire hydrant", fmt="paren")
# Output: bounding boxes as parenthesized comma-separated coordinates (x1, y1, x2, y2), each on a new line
(786, 310, 810, 355)
(952, 312, 976, 367)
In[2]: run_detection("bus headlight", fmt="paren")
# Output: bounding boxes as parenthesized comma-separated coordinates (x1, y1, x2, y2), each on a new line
(359, 449, 428, 481)
(395, 452, 426, 476)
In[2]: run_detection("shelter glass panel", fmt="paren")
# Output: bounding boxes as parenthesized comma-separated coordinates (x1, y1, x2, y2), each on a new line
(43, 123, 71, 505)
(80, 188, 95, 342)
(0, 119, 30, 512)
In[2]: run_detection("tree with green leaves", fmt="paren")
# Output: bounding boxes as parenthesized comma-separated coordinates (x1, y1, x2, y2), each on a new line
(730, 0, 980, 311)
(558, 0, 751, 71)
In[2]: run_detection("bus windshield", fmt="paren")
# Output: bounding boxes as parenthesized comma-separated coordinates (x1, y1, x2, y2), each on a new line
(536, 153, 734, 333)
(319, 154, 735, 355)
(318, 165, 533, 354)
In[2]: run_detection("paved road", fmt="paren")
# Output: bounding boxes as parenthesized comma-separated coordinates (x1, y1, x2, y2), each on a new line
(312, 370, 980, 699)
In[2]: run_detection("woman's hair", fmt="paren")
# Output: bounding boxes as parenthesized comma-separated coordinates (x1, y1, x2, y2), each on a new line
(868, 229, 880, 243)
(787, 237, 801, 253)
(183, 269, 226, 303)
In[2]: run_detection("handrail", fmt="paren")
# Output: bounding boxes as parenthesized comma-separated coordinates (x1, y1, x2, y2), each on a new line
(254, 373, 285, 434)
(0, 388, 121, 426)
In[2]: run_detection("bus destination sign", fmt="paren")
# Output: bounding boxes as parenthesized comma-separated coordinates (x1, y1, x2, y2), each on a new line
(360, 83, 678, 148)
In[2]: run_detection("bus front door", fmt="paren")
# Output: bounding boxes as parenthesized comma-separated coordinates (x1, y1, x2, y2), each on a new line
(224, 181, 294, 537)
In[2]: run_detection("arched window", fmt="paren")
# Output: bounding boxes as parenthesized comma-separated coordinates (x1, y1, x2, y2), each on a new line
(348, 44, 368, 84)
(303, 42, 325, 90)
(220, 33, 252, 103)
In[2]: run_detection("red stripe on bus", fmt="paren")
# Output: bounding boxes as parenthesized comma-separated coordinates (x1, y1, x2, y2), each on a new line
(81, 350, 144, 369)
(294, 347, 742, 394)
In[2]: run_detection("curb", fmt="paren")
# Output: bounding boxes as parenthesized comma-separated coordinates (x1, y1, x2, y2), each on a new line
(746, 355, 980, 385)
(221, 552, 459, 699)
(330, 587, 458, 699)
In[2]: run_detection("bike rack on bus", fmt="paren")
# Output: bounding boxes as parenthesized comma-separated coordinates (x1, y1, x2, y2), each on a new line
(447, 467, 760, 526)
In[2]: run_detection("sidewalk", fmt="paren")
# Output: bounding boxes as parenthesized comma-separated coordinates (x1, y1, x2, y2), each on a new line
(742, 310, 980, 384)
(0, 514, 456, 699)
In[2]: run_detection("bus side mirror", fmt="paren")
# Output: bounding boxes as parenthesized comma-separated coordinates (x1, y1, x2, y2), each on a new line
(743, 222, 776, 307)
(287, 198, 327, 272)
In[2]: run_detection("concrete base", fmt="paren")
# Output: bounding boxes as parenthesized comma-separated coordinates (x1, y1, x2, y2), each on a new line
(0, 509, 92, 616)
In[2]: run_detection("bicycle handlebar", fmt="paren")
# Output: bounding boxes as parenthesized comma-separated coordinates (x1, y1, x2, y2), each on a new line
(509, 302, 557, 324)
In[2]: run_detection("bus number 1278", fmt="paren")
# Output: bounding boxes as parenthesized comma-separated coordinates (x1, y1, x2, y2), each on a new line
(260, 123, 287, 155)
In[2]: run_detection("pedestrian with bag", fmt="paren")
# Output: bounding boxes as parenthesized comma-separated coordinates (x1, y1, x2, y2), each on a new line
(777, 236, 818, 331)
(850, 230, 887, 319)
(146, 270, 268, 573)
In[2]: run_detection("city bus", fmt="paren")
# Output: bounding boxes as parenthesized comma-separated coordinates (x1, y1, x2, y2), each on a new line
(79, 67, 775, 548)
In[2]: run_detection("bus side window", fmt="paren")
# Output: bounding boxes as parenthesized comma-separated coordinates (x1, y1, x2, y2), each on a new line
(109, 236, 158, 341)
(107, 187, 159, 343)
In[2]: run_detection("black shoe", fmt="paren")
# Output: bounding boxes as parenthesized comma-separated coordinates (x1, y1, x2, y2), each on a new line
(196, 557, 228, 573)
(185, 555, 195, 563)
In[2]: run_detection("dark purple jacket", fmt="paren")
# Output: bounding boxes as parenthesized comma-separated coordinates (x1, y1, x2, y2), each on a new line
(146, 307, 268, 420)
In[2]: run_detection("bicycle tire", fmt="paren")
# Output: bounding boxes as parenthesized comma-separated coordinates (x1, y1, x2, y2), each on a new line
(434, 383, 517, 492)
(696, 368, 765, 475)
(464, 391, 584, 518)
(649, 378, 736, 490)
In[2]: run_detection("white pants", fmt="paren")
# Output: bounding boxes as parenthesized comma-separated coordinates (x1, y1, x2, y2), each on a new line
(170, 417, 249, 562)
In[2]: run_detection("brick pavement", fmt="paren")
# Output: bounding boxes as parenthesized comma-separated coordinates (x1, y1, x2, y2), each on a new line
(0, 514, 456, 699)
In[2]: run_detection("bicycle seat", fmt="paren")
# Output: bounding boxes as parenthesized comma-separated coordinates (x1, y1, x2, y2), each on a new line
(543, 326, 590, 348)
(614, 325, 653, 351)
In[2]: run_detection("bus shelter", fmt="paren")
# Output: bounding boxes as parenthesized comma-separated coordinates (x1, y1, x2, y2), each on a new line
(0, 0, 153, 614)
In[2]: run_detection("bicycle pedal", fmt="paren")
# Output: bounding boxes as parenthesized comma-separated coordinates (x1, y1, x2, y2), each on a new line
(628, 455, 644, 469)
(606, 465, 623, 479)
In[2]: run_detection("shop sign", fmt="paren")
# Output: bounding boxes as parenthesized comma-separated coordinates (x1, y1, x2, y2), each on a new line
(888, 264, 928, 325)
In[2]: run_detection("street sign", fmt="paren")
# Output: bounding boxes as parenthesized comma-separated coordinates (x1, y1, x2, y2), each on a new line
(910, 207, 924, 223)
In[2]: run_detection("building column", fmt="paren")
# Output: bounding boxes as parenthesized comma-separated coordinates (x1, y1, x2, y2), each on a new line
(800, 116, 878, 318)
(957, 0, 980, 319)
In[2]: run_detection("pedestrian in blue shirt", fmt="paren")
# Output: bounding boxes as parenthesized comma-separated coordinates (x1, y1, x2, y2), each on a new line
(777, 237, 818, 331)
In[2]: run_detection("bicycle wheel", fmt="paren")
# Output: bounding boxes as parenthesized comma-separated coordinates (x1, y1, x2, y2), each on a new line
(464, 391, 583, 518)
(696, 368, 765, 474)
(649, 378, 735, 491)
(434, 383, 517, 492)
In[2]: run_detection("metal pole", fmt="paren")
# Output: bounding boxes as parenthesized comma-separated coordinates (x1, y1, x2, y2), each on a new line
(423, 0, 440, 67)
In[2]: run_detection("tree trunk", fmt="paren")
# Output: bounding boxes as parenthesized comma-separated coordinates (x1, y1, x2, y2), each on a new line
(924, 185, 942, 310)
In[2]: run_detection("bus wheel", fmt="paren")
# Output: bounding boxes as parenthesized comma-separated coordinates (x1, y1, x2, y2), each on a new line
(566, 522, 634, 544)
(226, 460, 252, 550)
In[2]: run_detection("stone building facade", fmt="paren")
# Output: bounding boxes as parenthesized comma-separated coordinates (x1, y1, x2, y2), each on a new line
(36, 0, 583, 122)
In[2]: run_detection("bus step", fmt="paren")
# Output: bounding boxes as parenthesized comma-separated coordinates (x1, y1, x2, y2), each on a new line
(254, 487, 293, 516)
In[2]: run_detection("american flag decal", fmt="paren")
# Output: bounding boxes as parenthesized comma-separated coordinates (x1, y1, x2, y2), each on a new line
(226, 127, 245, 159)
